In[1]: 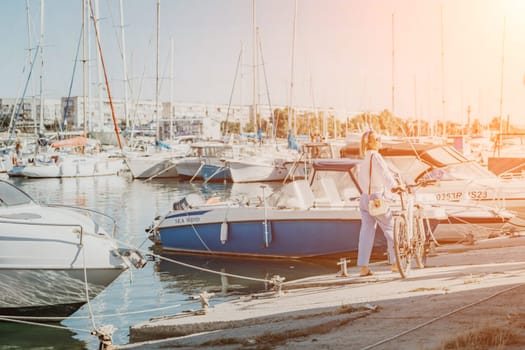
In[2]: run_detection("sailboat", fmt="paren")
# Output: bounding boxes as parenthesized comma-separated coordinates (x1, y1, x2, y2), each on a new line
(123, 0, 190, 179)
(8, 0, 126, 179)
(10, 137, 125, 178)
(222, 0, 306, 183)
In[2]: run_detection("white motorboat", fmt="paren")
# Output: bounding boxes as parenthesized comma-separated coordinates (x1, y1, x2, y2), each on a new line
(124, 135, 197, 179)
(149, 159, 448, 258)
(0, 179, 145, 320)
(124, 152, 180, 179)
(175, 142, 233, 181)
(224, 143, 305, 183)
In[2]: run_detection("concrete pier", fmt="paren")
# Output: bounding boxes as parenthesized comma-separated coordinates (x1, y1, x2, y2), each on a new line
(120, 235, 525, 349)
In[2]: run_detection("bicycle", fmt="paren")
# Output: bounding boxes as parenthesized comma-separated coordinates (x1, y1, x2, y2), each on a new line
(391, 179, 441, 278)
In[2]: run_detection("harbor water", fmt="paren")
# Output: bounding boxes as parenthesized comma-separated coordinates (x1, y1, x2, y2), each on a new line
(0, 173, 339, 349)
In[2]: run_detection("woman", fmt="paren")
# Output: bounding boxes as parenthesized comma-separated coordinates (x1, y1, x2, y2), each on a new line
(357, 130, 399, 276)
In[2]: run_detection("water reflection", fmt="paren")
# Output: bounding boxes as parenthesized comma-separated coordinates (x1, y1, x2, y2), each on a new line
(0, 322, 87, 350)
(155, 253, 339, 297)
(0, 174, 336, 349)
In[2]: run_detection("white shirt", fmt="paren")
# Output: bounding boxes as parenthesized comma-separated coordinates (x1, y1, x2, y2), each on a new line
(357, 150, 398, 198)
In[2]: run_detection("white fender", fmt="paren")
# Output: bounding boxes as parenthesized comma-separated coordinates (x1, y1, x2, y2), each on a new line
(220, 221, 228, 244)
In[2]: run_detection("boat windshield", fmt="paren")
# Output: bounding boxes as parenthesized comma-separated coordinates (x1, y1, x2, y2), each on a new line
(310, 169, 361, 206)
(420, 162, 497, 181)
(424, 146, 470, 165)
(0, 181, 34, 206)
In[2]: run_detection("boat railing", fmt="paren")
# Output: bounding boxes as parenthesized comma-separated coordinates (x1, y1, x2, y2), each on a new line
(44, 204, 117, 237)
(498, 171, 525, 180)
(0, 219, 85, 245)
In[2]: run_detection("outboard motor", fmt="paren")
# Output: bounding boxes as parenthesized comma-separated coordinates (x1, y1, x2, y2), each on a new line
(173, 197, 189, 210)
(172, 193, 205, 210)
(37, 136, 48, 146)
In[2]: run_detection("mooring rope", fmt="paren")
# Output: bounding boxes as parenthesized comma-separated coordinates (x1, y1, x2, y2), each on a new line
(0, 303, 187, 322)
(81, 242, 98, 330)
(188, 221, 213, 253)
(0, 316, 92, 334)
(114, 237, 274, 284)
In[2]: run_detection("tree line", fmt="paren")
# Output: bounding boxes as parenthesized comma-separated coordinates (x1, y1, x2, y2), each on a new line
(221, 108, 525, 140)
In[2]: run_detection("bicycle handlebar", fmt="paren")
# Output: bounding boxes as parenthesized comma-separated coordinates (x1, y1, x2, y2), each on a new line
(391, 179, 438, 194)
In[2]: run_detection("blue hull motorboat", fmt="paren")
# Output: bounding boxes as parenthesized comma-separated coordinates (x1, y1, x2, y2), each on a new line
(150, 159, 420, 259)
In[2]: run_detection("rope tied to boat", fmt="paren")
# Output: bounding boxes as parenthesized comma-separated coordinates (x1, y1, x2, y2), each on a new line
(270, 275, 286, 296)
(191, 291, 215, 314)
(81, 242, 98, 330)
(91, 324, 116, 350)
(80, 234, 120, 349)
(114, 237, 284, 285)
(0, 316, 91, 333)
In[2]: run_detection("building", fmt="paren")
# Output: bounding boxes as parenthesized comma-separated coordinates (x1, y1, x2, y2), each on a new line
(1, 96, 349, 140)
(0, 97, 62, 132)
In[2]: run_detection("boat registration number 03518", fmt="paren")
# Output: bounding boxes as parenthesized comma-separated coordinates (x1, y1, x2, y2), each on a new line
(435, 191, 488, 201)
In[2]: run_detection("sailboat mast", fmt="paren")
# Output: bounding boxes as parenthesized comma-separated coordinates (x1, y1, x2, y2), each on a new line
(440, 5, 446, 137)
(87, 0, 92, 132)
(258, 30, 274, 139)
(155, 0, 161, 140)
(414, 76, 419, 137)
(252, 0, 258, 134)
(391, 13, 395, 117)
(170, 36, 174, 141)
(118, 0, 130, 130)
(94, 0, 103, 131)
(497, 16, 506, 156)
(309, 69, 318, 137)
(289, 0, 297, 134)
(88, 0, 123, 149)
(240, 41, 243, 123)
(82, 0, 87, 136)
(39, 0, 45, 133)
(25, 0, 37, 135)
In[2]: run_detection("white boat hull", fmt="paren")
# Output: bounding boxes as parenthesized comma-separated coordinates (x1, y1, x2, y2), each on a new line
(0, 202, 129, 319)
(0, 269, 123, 318)
(125, 155, 179, 179)
(19, 156, 125, 178)
(228, 159, 305, 183)
(174, 158, 202, 178)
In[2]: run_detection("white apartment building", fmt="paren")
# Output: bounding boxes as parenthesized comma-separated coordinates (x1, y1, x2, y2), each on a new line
(1, 96, 344, 139)
(0, 97, 62, 131)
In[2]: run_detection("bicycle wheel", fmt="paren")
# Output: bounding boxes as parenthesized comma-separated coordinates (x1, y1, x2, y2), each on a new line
(413, 217, 426, 269)
(393, 215, 410, 278)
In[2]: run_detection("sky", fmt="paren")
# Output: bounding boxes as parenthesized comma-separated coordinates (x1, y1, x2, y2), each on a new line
(2, 0, 525, 125)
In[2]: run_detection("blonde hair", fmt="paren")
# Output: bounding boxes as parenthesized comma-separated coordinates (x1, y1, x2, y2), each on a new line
(360, 130, 374, 158)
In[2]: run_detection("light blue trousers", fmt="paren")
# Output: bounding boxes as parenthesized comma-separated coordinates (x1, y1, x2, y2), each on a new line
(357, 194, 395, 266)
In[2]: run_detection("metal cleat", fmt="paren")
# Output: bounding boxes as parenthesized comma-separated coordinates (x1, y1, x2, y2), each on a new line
(461, 232, 476, 245)
(270, 275, 286, 296)
(118, 249, 148, 269)
(337, 257, 351, 277)
(193, 291, 215, 314)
